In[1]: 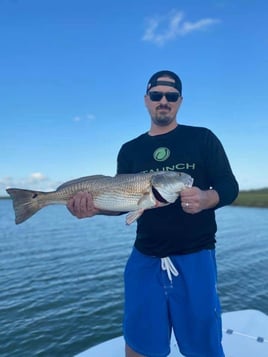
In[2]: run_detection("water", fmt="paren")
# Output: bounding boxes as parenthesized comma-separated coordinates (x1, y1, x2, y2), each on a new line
(1, 200, 268, 356)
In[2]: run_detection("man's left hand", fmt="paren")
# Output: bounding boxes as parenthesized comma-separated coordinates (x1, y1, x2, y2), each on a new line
(180, 187, 219, 214)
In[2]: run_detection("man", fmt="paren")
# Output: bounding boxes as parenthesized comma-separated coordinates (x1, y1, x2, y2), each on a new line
(67, 70, 239, 357)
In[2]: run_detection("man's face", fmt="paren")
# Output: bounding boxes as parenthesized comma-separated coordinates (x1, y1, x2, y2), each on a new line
(144, 76, 182, 127)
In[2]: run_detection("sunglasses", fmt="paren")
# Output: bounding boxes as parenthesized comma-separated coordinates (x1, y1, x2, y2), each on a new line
(148, 91, 180, 102)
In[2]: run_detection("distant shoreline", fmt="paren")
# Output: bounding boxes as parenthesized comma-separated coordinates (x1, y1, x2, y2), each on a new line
(2, 188, 268, 208)
(232, 188, 268, 208)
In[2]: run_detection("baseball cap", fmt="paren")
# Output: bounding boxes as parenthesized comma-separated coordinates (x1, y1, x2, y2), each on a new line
(146, 70, 182, 95)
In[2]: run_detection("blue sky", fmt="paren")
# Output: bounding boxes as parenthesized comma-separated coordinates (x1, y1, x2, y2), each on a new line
(1, 0, 267, 197)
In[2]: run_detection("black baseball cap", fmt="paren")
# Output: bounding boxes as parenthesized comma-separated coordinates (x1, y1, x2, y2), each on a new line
(146, 70, 182, 95)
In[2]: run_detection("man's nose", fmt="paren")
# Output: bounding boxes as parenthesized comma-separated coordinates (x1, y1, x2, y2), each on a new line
(159, 94, 168, 104)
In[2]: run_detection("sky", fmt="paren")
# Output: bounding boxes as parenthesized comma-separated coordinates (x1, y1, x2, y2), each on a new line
(1, 0, 268, 197)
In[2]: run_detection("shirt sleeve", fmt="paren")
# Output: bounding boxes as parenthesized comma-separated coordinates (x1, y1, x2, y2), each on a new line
(205, 130, 239, 209)
(116, 143, 132, 174)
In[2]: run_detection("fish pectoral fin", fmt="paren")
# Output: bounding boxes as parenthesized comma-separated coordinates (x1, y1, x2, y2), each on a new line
(126, 209, 144, 225)
(137, 192, 156, 208)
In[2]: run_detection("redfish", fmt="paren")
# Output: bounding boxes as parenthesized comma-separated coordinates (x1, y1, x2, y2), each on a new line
(7, 171, 193, 225)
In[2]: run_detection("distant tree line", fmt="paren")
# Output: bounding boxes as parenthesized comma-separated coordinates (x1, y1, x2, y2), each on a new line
(233, 188, 268, 208)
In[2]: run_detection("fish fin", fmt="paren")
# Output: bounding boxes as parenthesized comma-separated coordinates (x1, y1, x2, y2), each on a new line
(137, 192, 156, 208)
(126, 209, 144, 225)
(6, 188, 45, 224)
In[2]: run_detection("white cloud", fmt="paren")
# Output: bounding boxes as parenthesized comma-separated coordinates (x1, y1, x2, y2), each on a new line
(72, 113, 96, 122)
(1, 172, 53, 196)
(142, 10, 221, 46)
(29, 172, 47, 184)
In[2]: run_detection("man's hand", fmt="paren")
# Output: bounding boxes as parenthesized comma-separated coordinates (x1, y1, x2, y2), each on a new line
(180, 187, 219, 214)
(67, 192, 99, 219)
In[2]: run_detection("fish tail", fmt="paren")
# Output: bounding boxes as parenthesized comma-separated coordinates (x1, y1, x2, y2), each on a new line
(6, 188, 46, 224)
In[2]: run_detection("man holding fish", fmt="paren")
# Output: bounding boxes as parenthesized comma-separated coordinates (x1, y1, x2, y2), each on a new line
(67, 70, 239, 357)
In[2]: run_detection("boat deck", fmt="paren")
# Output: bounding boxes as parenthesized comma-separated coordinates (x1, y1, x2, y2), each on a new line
(75, 309, 268, 357)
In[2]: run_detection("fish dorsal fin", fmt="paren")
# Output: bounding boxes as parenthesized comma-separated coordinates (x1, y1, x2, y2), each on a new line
(56, 175, 109, 190)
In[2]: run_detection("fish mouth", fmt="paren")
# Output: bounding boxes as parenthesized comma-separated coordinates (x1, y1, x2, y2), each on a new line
(152, 185, 168, 203)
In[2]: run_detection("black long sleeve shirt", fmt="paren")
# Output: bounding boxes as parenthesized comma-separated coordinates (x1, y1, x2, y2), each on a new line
(117, 125, 239, 257)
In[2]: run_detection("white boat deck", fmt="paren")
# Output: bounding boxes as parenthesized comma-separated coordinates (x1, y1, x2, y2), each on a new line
(75, 309, 268, 357)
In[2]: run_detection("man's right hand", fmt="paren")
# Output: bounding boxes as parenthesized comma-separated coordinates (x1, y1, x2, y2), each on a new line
(67, 192, 100, 219)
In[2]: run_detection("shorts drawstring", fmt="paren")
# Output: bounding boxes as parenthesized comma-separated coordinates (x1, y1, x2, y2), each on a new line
(161, 257, 179, 282)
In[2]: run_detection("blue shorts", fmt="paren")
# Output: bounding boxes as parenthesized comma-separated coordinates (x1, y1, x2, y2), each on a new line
(123, 248, 224, 357)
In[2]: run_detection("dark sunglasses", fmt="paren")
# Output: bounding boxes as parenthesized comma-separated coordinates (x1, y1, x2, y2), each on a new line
(148, 91, 180, 102)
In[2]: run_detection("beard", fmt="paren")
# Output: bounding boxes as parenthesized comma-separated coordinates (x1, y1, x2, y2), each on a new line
(151, 105, 175, 126)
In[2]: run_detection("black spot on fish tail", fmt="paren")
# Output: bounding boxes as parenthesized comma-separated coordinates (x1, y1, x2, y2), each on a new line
(6, 188, 44, 224)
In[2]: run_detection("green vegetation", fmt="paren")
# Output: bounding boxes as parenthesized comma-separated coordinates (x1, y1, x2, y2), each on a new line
(233, 188, 268, 208)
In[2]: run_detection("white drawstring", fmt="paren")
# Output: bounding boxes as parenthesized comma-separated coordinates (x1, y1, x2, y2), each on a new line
(161, 257, 179, 282)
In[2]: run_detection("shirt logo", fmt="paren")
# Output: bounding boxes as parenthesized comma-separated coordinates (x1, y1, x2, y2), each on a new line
(153, 147, 170, 162)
